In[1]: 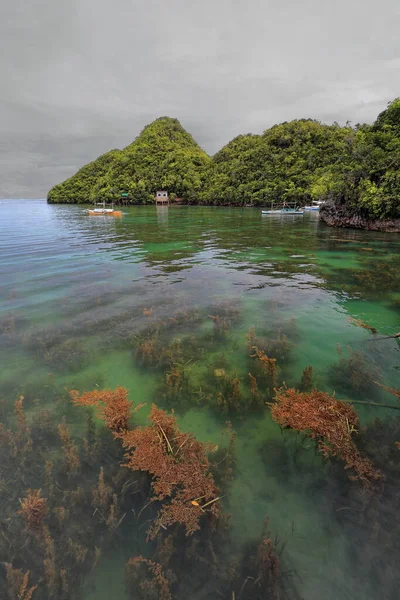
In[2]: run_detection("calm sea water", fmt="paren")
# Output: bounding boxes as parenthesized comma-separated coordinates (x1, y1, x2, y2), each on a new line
(1, 199, 399, 600)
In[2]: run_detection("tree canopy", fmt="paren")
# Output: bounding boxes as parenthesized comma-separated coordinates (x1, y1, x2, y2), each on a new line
(200, 121, 354, 206)
(47, 149, 123, 204)
(318, 99, 400, 219)
(47, 101, 400, 220)
(47, 117, 211, 204)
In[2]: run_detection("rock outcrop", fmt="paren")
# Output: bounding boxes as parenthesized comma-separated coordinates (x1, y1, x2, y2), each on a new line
(320, 202, 400, 233)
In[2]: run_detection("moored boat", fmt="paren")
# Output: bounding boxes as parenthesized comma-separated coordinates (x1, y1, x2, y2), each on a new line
(262, 207, 304, 215)
(304, 201, 323, 211)
(88, 202, 123, 216)
(262, 209, 304, 215)
(261, 201, 304, 215)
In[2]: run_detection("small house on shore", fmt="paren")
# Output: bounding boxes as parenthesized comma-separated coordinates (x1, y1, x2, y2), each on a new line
(155, 190, 169, 204)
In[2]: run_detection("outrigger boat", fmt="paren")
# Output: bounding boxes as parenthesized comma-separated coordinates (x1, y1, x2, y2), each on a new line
(88, 201, 123, 217)
(262, 201, 304, 215)
(303, 200, 323, 211)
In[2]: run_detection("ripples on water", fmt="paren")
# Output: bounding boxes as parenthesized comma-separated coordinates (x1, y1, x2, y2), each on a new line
(0, 199, 399, 600)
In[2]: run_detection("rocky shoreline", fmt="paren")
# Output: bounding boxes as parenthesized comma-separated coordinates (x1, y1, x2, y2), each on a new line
(319, 203, 400, 233)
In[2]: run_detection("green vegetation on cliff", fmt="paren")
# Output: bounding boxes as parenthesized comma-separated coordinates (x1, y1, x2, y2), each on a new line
(318, 99, 400, 219)
(48, 149, 123, 204)
(200, 121, 354, 206)
(47, 101, 400, 221)
(47, 117, 211, 204)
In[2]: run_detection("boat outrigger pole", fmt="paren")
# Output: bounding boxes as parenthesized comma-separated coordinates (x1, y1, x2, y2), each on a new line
(366, 332, 400, 342)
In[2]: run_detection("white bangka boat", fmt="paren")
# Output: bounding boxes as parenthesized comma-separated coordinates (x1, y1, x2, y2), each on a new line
(303, 200, 323, 211)
(262, 202, 304, 215)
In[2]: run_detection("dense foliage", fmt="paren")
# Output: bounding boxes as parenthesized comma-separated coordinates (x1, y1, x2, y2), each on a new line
(319, 99, 400, 219)
(47, 149, 122, 204)
(47, 100, 400, 220)
(201, 121, 354, 206)
(47, 118, 210, 204)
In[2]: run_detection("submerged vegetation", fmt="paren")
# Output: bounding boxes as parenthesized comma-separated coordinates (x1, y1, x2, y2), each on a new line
(2, 201, 400, 598)
(47, 100, 400, 226)
(329, 346, 380, 398)
(1, 293, 399, 598)
(270, 388, 382, 485)
(0, 383, 285, 600)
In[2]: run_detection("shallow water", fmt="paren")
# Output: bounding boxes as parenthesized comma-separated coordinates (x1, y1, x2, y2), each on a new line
(1, 199, 399, 600)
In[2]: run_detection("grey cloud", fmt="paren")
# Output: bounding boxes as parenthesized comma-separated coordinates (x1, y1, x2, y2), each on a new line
(1, 0, 400, 197)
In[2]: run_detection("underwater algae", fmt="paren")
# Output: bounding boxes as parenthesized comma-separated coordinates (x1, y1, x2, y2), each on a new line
(2, 202, 400, 600)
(1, 316, 394, 600)
(270, 388, 381, 485)
(2, 303, 399, 599)
(0, 386, 286, 600)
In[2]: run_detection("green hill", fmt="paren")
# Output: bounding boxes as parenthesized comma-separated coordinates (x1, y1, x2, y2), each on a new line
(200, 120, 354, 206)
(319, 98, 400, 221)
(47, 149, 122, 204)
(47, 102, 400, 227)
(47, 117, 211, 204)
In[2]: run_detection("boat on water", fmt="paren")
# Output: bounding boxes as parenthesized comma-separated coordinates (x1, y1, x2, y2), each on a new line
(262, 203, 304, 215)
(262, 208, 304, 215)
(88, 201, 123, 217)
(303, 200, 323, 211)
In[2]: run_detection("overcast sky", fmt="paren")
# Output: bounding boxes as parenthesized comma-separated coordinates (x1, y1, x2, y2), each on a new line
(1, 0, 400, 198)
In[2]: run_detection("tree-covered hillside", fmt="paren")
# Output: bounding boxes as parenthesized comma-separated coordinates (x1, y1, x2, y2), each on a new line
(47, 149, 123, 204)
(47, 118, 211, 204)
(319, 98, 400, 220)
(47, 101, 400, 224)
(200, 120, 354, 206)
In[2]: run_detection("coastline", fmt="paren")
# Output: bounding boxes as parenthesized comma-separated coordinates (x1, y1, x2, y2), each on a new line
(319, 203, 400, 233)
(44, 198, 400, 231)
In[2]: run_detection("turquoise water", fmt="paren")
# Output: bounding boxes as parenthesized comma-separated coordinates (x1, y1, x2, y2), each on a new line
(1, 199, 399, 600)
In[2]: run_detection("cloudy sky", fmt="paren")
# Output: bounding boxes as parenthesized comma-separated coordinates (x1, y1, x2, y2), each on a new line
(1, 0, 400, 198)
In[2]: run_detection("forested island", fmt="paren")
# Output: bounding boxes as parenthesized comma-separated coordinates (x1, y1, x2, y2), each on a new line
(47, 99, 400, 231)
